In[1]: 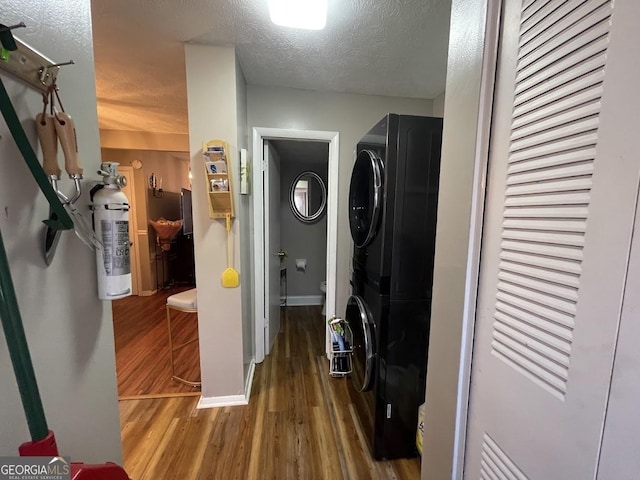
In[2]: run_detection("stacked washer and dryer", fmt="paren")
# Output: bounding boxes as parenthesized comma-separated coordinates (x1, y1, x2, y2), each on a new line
(346, 114, 443, 460)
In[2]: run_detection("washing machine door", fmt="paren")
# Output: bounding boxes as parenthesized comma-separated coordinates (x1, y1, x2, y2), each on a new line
(346, 295, 376, 392)
(349, 150, 383, 248)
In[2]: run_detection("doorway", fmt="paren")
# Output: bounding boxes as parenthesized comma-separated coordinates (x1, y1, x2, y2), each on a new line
(252, 128, 339, 363)
(266, 139, 329, 354)
(106, 153, 198, 399)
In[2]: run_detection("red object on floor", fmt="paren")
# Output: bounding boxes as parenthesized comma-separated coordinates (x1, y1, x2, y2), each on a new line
(71, 462, 130, 479)
(18, 430, 58, 456)
(17, 430, 130, 479)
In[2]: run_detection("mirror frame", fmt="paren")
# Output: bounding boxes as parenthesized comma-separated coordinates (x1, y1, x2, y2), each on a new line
(289, 171, 327, 223)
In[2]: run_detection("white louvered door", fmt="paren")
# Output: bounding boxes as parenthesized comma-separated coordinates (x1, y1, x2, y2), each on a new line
(465, 0, 640, 478)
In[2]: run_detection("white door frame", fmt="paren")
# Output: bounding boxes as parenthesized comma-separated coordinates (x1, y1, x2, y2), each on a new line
(118, 165, 142, 296)
(252, 127, 339, 363)
(448, 2, 502, 477)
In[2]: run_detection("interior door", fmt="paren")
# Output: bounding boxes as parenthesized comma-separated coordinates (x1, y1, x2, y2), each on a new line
(264, 142, 281, 354)
(465, 1, 640, 478)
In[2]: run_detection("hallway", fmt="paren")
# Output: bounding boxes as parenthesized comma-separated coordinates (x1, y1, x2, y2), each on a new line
(118, 306, 421, 479)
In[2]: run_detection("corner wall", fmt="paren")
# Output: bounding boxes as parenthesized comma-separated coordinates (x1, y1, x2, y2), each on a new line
(235, 57, 254, 383)
(433, 92, 446, 117)
(0, 0, 121, 462)
(185, 44, 246, 398)
(422, 0, 495, 478)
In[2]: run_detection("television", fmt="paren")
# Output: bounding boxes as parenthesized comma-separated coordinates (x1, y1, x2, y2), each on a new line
(180, 188, 193, 236)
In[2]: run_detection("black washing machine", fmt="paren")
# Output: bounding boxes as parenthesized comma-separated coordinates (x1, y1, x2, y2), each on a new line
(347, 114, 442, 460)
(349, 114, 443, 300)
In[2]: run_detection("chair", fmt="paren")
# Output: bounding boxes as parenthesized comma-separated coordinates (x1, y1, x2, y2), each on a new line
(166, 288, 201, 387)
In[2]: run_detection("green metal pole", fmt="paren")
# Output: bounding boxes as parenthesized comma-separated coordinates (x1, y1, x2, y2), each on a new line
(0, 229, 49, 441)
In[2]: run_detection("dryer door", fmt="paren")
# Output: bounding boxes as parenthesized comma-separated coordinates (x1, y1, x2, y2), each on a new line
(348, 150, 383, 248)
(347, 294, 376, 392)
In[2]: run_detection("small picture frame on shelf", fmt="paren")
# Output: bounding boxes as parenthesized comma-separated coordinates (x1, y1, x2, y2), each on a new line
(204, 160, 227, 174)
(210, 178, 229, 192)
(205, 161, 217, 174)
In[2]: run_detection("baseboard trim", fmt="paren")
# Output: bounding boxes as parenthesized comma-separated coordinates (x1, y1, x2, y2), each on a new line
(244, 359, 256, 402)
(286, 295, 323, 306)
(119, 391, 201, 401)
(196, 359, 256, 409)
(196, 394, 248, 409)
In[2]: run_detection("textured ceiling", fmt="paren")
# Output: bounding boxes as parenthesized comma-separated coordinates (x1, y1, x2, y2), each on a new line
(92, 0, 451, 136)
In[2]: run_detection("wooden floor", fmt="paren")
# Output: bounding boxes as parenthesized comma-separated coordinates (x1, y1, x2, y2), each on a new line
(113, 287, 201, 398)
(119, 306, 422, 480)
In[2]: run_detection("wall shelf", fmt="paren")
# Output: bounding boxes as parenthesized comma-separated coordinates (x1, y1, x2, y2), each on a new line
(202, 139, 234, 219)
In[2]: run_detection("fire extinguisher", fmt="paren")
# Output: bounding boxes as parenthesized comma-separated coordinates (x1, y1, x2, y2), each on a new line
(91, 162, 132, 300)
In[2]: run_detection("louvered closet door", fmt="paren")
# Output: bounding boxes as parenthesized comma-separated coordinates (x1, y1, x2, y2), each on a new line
(465, 1, 640, 478)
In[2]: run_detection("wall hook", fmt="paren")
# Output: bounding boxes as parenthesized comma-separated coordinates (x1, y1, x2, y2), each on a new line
(39, 60, 74, 86)
(48, 60, 75, 68)
(0, 22, 26, 34)
(0, 25, 68, 93)
(0, 22, 26, 51)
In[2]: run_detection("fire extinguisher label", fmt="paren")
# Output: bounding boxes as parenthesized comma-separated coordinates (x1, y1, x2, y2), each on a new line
(101, 220, 131, 276)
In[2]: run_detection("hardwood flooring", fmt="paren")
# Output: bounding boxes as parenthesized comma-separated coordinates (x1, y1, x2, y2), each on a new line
(113, 287, 201, 398)
(119, 306, 422, 480)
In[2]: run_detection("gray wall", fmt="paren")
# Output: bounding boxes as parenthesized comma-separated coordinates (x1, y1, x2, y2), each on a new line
(422, 0, 495, 478)
(0, 0, 121, 461)
(247, 86, 434, 316)
(277, 152, 328, 299)
(236, 59, 254, 383)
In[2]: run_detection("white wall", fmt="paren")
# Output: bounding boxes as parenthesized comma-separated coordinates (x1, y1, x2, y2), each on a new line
(185, 45, 245, 398)
(433, 92, 446, 117)
(247, 86, 434, 316)
(0, 0, 121, 462)
(422, 0, 495, 478)
(235, 58, 254, 383)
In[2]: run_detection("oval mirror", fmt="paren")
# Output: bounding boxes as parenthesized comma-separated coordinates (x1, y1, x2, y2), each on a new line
(289, 171, 327, 223)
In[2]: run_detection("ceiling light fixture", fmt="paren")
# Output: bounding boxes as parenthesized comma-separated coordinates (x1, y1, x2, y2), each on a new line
(268, 0, 327, 30)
